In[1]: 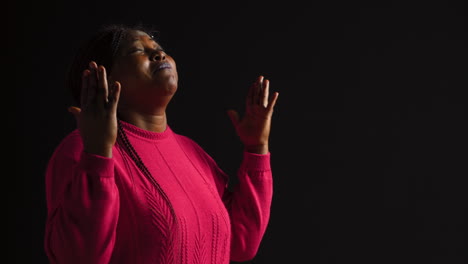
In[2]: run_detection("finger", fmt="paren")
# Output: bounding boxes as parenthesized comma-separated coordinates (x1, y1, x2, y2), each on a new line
(266, 92, 279, 113)
(87, 61, 98, 104)
(80, 69, 90, 108)
(68, 106, 82, 115)
(108, 81, 121, 113)
(97, 65, 109, 103)
(253, 76, 264, 105)
(227, 109, 240, 128)
(262, 79, 270, 107)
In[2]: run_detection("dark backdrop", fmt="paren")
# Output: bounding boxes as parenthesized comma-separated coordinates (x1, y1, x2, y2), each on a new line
(13, 0, 466, 263)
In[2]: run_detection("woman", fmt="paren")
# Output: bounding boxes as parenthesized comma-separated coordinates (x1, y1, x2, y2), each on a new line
(44, 24, 279, 264)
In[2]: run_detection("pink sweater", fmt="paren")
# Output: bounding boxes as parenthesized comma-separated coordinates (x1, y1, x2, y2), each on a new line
(44, 121, 273, 264)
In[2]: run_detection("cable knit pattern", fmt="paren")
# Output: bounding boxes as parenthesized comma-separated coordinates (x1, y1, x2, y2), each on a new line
(143, 186, 177, 263)
(44, 120, 273, 264)
(192, 218, 209, 264)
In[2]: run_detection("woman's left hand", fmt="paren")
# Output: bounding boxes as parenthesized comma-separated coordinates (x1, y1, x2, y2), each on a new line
(227, 76, 279, 154)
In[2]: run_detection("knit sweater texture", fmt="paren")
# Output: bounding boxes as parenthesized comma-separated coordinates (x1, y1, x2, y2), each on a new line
(44, 121, 273, 264)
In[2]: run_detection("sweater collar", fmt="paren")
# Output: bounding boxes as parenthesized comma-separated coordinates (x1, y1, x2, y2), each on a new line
(119, 120, 172, 141)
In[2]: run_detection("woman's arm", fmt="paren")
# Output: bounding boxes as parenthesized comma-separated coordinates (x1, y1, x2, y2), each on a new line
(45, 62, 122, 264)
(44, 138, 119, 264)
(224, 76, 279, 261)
(222, 151, 273, 262)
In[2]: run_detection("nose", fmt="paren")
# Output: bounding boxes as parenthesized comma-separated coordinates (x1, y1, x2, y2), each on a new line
(151, 50, 166, 61)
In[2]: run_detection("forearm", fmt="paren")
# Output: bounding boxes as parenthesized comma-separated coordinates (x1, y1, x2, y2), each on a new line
(45, 152, 119, 264)
(226, 151, 273, 261)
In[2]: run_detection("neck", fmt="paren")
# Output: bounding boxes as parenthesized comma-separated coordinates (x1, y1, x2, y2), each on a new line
(118, 110, 168, 133)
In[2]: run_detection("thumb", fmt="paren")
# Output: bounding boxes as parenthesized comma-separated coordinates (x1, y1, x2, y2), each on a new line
(68, 106, 81, 119)
(227, 109, 239, 128)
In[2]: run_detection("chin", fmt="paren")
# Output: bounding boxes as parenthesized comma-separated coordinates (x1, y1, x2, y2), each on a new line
(154, 75, 177, 95)
(162, 80, 178, 96)
(164, 84, 177, 96)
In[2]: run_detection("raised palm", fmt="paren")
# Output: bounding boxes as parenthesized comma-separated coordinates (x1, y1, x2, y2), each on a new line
(227, 76, 279, 154)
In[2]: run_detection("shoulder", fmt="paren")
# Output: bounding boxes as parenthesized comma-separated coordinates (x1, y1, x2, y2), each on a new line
(48, 129, 83, 163)
(172, 132, 216, 163)
(173, 132, 200, 148)
(173, 132, 205, 154)
(44, 129, 84, 185)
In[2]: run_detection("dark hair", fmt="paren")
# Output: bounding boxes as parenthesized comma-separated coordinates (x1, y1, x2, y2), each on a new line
(67, 23, 158, 106)
(68, 24, 178, 233)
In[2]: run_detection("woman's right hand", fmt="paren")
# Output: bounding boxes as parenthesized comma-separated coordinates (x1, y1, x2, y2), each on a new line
(68, 61, 121, 158)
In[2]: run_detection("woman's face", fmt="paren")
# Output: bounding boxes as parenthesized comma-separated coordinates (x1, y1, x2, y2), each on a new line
(109, 30, 178, 109)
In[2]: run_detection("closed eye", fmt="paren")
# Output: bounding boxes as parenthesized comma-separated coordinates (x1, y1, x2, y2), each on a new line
(130, 49, 144, 54)
(127, 46, 165, 56)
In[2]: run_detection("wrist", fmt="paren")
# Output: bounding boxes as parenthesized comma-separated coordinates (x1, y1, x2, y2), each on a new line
(244, 144, 269, 155)
(84, 145, 113, 158)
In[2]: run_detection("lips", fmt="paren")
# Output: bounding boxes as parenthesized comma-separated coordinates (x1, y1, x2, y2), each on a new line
(154, 62, 172, 73)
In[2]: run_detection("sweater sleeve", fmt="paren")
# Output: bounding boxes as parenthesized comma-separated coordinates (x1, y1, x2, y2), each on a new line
(175, 134, 273, 261)
(223, 151, 273, 262)
(44, 136, 120, 264)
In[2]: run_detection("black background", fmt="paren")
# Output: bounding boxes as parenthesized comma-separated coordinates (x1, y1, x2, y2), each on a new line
(13, 0, 466, 263)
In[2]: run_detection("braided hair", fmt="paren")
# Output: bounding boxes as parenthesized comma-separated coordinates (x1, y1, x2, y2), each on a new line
(66, 24, 177, 226)
(66, 23, 158, 107)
